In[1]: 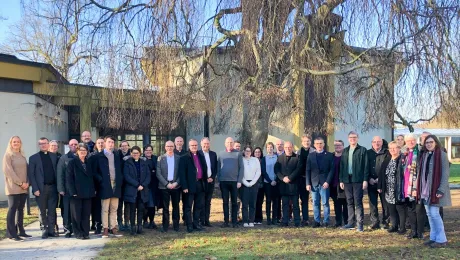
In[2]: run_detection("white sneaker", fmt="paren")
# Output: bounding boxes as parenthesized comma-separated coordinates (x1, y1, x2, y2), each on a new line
(243, 223, 249, 228)
(255, 222, 262, 225)
(249, 223, 254, 227)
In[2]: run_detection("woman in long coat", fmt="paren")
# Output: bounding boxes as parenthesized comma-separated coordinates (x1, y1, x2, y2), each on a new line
(123, 146, 151, 235)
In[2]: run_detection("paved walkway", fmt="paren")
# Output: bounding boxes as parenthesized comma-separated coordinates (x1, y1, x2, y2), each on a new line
(0, 210, 109, 260)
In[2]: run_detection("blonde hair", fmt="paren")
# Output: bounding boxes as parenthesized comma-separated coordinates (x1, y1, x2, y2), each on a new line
(5, 136, 25, 157)
(388, 141, 401, 149)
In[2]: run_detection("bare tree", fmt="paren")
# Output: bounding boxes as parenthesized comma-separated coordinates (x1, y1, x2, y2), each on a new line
(1, 0, 98, 83)
(3, 0, 459, 146)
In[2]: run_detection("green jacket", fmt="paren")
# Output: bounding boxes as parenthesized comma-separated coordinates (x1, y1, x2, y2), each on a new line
(339, 144, 369, 183)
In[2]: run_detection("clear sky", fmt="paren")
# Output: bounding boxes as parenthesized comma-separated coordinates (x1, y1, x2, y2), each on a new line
(0, 1, 21, 45)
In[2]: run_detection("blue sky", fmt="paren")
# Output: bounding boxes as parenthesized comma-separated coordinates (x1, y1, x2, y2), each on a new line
(0, 1, 21, 44)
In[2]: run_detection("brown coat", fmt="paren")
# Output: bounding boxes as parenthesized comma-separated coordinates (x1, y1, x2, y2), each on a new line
(3, 152, 28, 195)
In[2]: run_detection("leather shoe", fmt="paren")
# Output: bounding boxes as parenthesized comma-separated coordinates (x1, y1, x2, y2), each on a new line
(160, 227, 168, 233)
(406, 232, 417, 239)
(204, 222, 213, 227)
(430, 242, 447, 248)
(9, 237, 24, 242)
(193, 225, 205, 231)
(221, 222, 230, 228)
(387, 227, 398, 233)
(41, 230, 49, 239)
(18, 233, 32, 238)
(48, 232, 58, 237)
(65, 232, 72, 238)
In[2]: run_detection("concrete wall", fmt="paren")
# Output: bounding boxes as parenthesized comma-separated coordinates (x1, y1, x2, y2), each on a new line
(0, 92, 68, 201)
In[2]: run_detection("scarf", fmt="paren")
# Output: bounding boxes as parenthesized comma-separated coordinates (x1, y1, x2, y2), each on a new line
(417, 148, 442, 204)
(402, 146, 418, 200)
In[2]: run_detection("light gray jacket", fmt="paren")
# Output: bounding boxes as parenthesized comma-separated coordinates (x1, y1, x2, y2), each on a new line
(421, 151, 452, 207)
(156, 153, 181, 189)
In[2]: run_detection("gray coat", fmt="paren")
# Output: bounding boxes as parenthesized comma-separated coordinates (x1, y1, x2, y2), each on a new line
(56, 151, 76, 195)
(156, 153, 181, 189)
(28, 152, 58, 194)
(420, 151, 452, 207)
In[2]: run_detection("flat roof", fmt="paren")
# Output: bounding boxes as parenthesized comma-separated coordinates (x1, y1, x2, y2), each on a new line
(394, 128, 460, 137)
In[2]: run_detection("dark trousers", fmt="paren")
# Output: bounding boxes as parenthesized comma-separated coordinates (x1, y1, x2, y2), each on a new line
(36, 184, 58, 233)
(117, 199, 130, 224)
(144, 207, 155, 223)
(263, 183, 279, 221)
(388, 203, 406, 230)
(298, 177, 310, 222)
(62, 196, 72, 232)
(129, 193, 145, 227)
(91, 196, 101, 228)
(6, 194, 27, 238)
(255, 187, 264, 222)
(220, 181, 238, 224)
(241, 184, 259, 223)
(407, 200, 425, 235)
(330, 186, 348, 225)
(70, 197, 92, 237)
(282, 195, 300, 225)
(161, 189, 180, 230)
(185, 181, 205, 227)
(368, 186, 388, 225)
(344, 182, 364, 226)
(200, 182, 214, 225)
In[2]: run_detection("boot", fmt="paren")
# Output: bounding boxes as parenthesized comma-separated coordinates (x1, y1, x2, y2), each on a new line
(102, 228, 109, 238)
(137, 225, 143, 234)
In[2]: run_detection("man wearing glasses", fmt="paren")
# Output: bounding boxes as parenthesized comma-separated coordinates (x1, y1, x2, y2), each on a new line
(156, 141, 181, 232)
(339, 131, 369, 232)
(28, 137, 59, 238)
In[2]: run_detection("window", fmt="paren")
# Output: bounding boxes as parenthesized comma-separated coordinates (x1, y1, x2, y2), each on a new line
(452, 137, 460, 159)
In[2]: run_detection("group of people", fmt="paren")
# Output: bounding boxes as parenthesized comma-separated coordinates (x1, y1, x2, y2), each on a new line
(2, 130, 451, 248)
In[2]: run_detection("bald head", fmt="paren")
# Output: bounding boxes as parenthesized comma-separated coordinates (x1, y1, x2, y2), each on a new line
(69, 139, 78, 153)
(371, 136, 383, 151)
(225, 137, 234, 150)
(165, 141, 175, 155)
(276, 139, 285, 153)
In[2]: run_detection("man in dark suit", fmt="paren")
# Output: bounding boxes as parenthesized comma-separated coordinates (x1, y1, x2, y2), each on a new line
(306, 137, 334, 228)
(93, 136, 123, 238)
(275, 141, 301, 227)
(28, 137, 59, 238)
(179, 139, 208, 233)
(56, 139, 78, 238)
(199, 137, 218, 227)
(157, 141, 181, 232)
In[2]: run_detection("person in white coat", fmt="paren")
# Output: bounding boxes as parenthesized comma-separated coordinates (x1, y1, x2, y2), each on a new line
(241, 145, 261, 227)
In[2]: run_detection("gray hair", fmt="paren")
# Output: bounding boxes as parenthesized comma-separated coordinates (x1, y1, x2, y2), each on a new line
(404, 133, 417, 141)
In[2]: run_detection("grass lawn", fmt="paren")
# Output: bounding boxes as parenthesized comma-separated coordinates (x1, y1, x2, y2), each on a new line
(98, 190, 460, 259)
(449, 163, 460, 183)
(0, 200, 39, 239)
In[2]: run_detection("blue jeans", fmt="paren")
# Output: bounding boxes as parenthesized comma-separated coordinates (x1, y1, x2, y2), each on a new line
(425, 204, 447, 243)
(311, 184, 330, 224)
